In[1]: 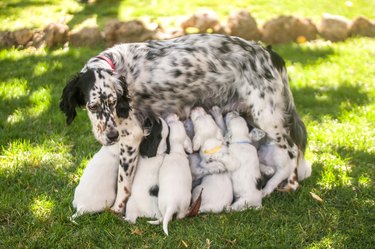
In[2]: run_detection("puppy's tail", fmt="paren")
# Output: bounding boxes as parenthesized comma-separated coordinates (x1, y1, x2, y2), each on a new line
(162, 207, 174, 236)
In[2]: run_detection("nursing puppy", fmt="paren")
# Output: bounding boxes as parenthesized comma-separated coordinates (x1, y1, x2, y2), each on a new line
(149, 114, 192, 236)
(249, 128, 308, 194)
(124, 118, 169, 224)
(225, 111, 262, 210)
(190, 107, 237, 173)
(72, 143, 119, 219)
(191, 107, 233, 213)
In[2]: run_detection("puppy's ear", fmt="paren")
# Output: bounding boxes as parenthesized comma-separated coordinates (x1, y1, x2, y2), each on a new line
(116, 75, 131, 118)
(59, 74, 85, 125)
(139, 118, 163, 157)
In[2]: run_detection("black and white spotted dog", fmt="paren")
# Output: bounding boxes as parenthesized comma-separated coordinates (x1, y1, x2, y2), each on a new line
(60, 34, 308, 213)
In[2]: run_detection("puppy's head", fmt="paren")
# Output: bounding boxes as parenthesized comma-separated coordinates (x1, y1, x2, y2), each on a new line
(190, 106, 207, 122)
(59, 68, 131, 145)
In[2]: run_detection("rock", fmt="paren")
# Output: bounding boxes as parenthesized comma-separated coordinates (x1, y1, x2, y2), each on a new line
(262, 15, 318, 44)
(226, 10, 261, 41)
(44, 23, 69, 47)
(69, 26, 104, 47)
(12, 28, 33, 46)
(318, 14, 350, 42)
(349, 16, 375, 37)
(180, 10, 220, 33)
(27, 30, 46, 48)
(0, 31, 16, 48)
(104, 20, 155, 46)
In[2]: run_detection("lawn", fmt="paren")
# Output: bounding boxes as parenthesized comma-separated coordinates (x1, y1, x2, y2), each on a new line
(1, 1, 375, 248)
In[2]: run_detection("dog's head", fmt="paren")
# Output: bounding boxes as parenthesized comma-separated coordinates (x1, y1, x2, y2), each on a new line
(59, 68, 131, 145)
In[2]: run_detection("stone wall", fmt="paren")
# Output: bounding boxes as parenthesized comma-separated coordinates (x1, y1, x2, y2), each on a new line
(0, 11, 374, 49)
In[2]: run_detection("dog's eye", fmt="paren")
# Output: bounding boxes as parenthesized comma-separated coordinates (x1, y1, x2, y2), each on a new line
(87, 103, 99, 112)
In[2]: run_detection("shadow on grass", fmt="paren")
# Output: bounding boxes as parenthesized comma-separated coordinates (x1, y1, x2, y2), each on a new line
(274, 42, 335, 66)
(291, 83, 371, 121)
(67, 0, 122, 29)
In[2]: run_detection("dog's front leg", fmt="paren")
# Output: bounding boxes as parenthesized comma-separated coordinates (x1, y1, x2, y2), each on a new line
(111, 138, 141, 214)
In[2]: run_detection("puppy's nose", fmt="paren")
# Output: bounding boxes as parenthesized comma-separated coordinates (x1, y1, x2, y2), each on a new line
(107, 129, 119, 141)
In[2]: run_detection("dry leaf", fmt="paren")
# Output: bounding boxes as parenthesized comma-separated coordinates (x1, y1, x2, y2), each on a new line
(131, 228, 144, 236)
(310, 192, 324, 203)
(187, 188, 203, 217)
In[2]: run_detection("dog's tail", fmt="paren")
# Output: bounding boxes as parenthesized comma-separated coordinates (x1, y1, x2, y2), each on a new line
(162, 207, 174, 236)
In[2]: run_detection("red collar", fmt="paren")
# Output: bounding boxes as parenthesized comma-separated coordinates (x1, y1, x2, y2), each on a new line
(96, 55, 115, 71)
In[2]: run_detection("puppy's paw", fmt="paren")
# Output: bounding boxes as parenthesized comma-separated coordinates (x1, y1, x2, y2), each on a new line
(260, 164, 275, 176)
(205, 161, 226, 174)
(124, 216, 136, 224)
(110, 202, 125, 214)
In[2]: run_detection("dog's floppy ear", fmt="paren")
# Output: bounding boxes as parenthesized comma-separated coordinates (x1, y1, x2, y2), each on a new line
(139, 117, 163, 157)
(116, 75, 131, 118)
(59, 74, 85, 125)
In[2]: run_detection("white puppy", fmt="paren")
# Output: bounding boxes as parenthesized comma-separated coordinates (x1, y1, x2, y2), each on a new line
(225, 111, 262, 210)
(249, 128, 304, 196)
(72, 143, 119, 219)
(190, 106, 233, 213)
(124, 118, 169, 224)
(190, 107, 237, 174)
(149, 114, 192, 236)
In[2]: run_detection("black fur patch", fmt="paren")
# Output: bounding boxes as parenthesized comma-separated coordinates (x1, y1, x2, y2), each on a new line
(149, 185, 159, 197)
(256, 177, 262, 190)
(139, 118, 163, 157)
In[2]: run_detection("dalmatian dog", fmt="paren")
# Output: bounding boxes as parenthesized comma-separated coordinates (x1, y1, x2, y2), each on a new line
(225, 111, 262, 210)
(72, 143, 119, 219)
(149, 114, 192, 236)
(124, 117, 169, 224)
(60, 34, 308, 213)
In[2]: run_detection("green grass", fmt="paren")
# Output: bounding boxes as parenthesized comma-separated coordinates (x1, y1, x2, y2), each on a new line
(1, 1, 375, 248)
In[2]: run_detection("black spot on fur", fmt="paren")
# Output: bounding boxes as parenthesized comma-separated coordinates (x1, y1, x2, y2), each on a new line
(278, 178, 288, 188)
(218, 41, 231, 53)
(149, 185, 159, 197)
(119, 175, 123, 182)
(266, 45, 286, 75)
(256, 177, 262, 190)
(172, 69, 182, 78)
(288, 150, 295, 159)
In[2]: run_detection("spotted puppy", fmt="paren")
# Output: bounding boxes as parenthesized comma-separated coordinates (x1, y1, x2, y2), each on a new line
(225, 111, 262, 210)
(124, 117, 169, 224)
(149, 114, 192, 236)
(72, 143, 119, 219)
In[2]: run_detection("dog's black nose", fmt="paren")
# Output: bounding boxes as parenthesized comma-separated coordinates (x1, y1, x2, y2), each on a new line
(107, 130, 119, 141)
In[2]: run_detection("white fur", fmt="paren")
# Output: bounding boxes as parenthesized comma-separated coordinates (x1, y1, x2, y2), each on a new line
(189, 106, 233, 213)
(191, 107, 238, 173)
(124, 118, 169, 224)
(149, 114, 192, 236)
(72, 144, 119, 218)
(225, 112, 262, 210)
